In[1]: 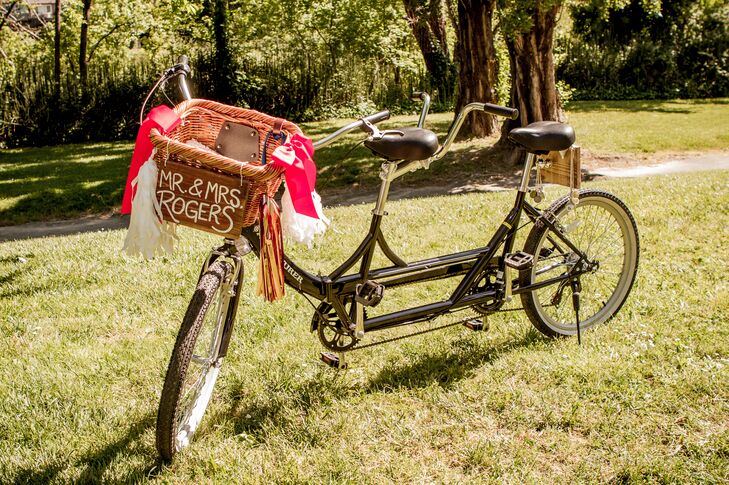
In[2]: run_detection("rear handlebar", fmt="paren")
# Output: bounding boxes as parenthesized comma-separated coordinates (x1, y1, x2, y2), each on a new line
(482, 102, 519, 120)
(427, 102, 519, 164)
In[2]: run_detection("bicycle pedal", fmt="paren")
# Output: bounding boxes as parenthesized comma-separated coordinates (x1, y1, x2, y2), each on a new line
(463, 318, 488, 331)
(320, 352, 347, 370)
(504, 251, 534, 270)
(355, 280, 384, 307)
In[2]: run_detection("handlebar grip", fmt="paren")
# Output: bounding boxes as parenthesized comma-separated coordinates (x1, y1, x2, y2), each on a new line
(363, 110, 390, 125)
(411, 91, 426, 101)
(483, 103, 519, 120)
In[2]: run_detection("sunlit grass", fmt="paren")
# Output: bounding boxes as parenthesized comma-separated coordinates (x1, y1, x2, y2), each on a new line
(0, 172, 727, 482)
(566, 98, 729, 154)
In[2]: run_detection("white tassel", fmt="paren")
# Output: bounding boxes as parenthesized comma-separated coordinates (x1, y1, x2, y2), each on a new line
(281, 184, 330, 248)
(123, 153, 178, 259)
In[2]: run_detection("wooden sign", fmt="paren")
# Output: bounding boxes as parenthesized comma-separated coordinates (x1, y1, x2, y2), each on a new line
(156, 159, 252, 238)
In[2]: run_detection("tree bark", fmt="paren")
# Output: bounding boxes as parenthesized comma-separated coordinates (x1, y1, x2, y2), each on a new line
(213, 0, 234, 103)
(402, 0, 456, 101)
(499, 2, 565, 146)
(79, 0, 92, 99)
(454, 0, 499, 138)
(54, 0, 61, 99)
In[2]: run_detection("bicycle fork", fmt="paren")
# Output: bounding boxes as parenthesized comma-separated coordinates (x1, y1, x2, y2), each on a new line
(201, 239, 249, 360)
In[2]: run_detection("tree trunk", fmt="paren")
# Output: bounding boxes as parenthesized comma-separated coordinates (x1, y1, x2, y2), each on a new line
(454, 0, 499, 138)
(499, 3, 565, 146)
(0, 2, 19, 32)
(213, 0, 234, 103)
(54, 0, 61, 99)
(79, 0, 92, 99)
(402, 0, 456, 101)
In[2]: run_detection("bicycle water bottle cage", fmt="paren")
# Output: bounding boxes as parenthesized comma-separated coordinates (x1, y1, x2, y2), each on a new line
(364, 126, 439, 161)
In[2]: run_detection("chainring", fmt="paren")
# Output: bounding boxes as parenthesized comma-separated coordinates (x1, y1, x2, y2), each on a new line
(468, 269, 503, 314)
(312, 301, 362, 352)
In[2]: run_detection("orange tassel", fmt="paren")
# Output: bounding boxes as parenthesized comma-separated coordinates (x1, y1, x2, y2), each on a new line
(257, 197, 285, 302)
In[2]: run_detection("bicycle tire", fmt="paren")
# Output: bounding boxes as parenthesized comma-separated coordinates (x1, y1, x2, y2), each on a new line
(156, 259, 233, 461)
(519, 189, 639, 337)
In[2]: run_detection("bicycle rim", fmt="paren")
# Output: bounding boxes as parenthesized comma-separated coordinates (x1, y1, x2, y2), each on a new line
(528, 193, 638, 334)
(174, 270, 230, 451)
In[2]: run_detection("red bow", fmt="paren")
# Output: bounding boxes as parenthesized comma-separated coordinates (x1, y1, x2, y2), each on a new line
(121, 105, 181, 214)
(270, 133, 319, 219)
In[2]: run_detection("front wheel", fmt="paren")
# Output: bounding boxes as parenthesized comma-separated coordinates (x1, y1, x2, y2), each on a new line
(156, 259, 235, 461)
(519, 190, 639, 337)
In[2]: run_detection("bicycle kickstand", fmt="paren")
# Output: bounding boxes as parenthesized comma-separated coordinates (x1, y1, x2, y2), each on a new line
(570, 278, 582, 345)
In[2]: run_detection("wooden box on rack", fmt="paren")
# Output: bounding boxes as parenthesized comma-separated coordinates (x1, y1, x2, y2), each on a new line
(542, 145, 581, 188)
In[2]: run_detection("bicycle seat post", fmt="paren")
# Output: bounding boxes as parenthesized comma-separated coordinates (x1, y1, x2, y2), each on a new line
(373, 162, 398, 216)
(518, 153, 537, 193)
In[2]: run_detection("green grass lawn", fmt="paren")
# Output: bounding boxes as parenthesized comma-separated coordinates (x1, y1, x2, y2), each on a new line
(0, 172, 727, 483)
(1, 99, 728, 226)
(567, 98, 729, 154)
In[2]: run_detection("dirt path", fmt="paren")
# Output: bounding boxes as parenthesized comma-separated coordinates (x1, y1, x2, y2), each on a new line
(2, 151, 728, 243)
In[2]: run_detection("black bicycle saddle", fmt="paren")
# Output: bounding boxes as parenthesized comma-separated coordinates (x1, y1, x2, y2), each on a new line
(508, 121, 575, 154)
(365, 127, 439, 161)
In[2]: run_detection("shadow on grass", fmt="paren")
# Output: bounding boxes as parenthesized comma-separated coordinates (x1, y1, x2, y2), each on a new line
(223, 367, 350, 446)
(222, 326, 545, 445)
(0, 142, 130, 226)
(12, 412, 161, 485)
(366, 326, 545, 392)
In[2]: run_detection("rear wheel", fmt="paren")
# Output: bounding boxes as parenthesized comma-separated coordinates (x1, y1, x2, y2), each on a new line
(519, 190, 639, 337)
(156, 259, 234, 461)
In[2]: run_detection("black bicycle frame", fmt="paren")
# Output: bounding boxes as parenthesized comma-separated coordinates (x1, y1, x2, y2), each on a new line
(166, 61, 592, 353)
(237, 186, 590, 335)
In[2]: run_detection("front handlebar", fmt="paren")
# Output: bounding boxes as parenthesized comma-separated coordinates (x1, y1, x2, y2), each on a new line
(146, 56, 519, 163)
(139, 55, 193, 123)
(361, 110, 390, 127)
(312, 110, 391, 149)
(173, 55, 192, 101)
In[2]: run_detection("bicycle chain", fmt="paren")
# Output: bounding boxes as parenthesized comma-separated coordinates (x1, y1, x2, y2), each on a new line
(344, 310, 483, 352)
(306, 294, 492, 354)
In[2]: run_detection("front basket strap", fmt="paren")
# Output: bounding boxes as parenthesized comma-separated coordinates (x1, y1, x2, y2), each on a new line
(261, 129, 288, 166)
(273, 117, 285, 135)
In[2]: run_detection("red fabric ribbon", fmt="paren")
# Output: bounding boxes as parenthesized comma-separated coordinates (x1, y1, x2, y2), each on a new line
(270, 133, 319, 219)
(121, 105, 181, 214)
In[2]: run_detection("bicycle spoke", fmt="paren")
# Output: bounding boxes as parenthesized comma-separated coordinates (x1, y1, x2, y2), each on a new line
(525, 194, 637, 335)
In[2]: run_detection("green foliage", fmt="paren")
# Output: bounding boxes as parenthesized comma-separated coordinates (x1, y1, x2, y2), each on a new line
(1, 0, 728, 146)
(559, 0, 729, 100)
(1, 61, 159, 147)
(0, 0, 428, 146)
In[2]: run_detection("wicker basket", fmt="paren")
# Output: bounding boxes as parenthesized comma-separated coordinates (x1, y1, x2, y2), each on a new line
(149, 99, 301, 231)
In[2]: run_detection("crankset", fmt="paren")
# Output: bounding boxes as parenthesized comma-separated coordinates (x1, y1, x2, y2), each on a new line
(468, 269, 504, 314)
(312, 302, 361, 352)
